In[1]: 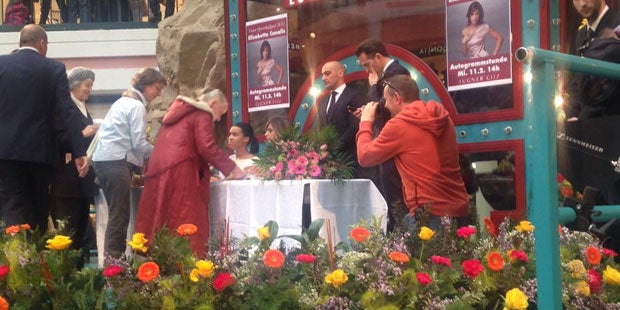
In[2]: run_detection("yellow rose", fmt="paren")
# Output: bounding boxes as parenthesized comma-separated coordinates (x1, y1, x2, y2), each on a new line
(46, 235, 72, 250)
(325, 269, 348, 288)
(574, 281, 590, 296)
(515, 221, 534, 233)
(567, 260, 587, 279)
(418, 227, 435, 241)
(503, 288, 528, 310)
(189, 268, 200, 282)
(127, 233, 149, 253)
(257, 226, 270, 241)
(603, 265, 620, 286)
(196, 260, 215, 278)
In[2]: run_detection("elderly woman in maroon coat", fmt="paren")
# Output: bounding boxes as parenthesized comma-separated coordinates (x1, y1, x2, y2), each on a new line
(135, 89, 244, 257)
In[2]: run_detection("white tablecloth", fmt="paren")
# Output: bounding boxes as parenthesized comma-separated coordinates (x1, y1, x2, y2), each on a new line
(209, 179, 387, 245)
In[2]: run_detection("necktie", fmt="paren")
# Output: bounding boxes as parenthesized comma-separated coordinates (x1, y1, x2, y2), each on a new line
(326, 91, 337, 115)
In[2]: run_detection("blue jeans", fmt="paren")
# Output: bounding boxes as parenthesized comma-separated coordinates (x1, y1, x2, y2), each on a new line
(67, 0, 90, 23)
(149, 0, 174, 21)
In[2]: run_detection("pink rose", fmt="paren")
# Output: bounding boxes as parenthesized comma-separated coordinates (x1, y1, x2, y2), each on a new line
(456, 226, 476, 239)
(462, 259, 484, 279)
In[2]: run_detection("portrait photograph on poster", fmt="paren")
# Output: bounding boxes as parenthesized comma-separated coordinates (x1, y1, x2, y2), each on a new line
(246, 14, 291, 112)
(445, 0, 512, 92)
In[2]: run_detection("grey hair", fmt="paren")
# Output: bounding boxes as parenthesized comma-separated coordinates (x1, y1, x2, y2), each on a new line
(199, 89, 228, 108)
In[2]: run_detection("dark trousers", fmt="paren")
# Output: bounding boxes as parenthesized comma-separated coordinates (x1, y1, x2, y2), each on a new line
(94, 160, 135, 258)
(0, 160, 53, 232)
(40, 0, 68, 24)
(148, 0, 174, 21)
(379, 159, 404, 231)
(49, 196, 91, 261)
(67, 0, 90, 23)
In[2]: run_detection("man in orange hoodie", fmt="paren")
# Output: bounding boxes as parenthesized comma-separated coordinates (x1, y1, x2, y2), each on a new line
(356, 75, 469, 227)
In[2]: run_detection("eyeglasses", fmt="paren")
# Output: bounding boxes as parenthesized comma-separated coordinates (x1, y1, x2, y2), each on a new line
(382, 80, 400, 96)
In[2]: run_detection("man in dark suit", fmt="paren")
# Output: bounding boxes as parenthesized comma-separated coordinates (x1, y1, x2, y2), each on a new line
(0, 24, 89, 232)
(317, 61, 363, 171)
(566, 0, 620, 120)
(356, 39, 411, 232)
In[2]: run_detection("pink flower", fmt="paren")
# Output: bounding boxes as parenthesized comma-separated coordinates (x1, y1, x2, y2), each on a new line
(213, 273, 235, 292)
(557, 173, 565, 183)
(456, 226, 476, 239)
(462, 259, 484, 279)
(0, 265, 9, 280)
(416, 272, 432, 285)
(588, 268, 602, 293)
(287, 149, 299, 159)
(509, 250, 529, 263)
(293, 164, 307, 175)
(602, 248, 618, 258)
(430, 255, 452, 267)
(102, 265, 123, 278)
(295, 254, 316, 264)
(296, 156, 309, 167)
(309, 165, 321, 177)
(306, 151, 319, 163)
(319, 144, 328, 151)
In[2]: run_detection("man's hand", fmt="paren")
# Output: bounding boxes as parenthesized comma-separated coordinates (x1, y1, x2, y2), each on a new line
(74, 156, 90, 178)
(360, 101, 379, 123)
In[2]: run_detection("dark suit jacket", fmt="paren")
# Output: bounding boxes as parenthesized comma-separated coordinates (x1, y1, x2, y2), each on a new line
(368, 59, 410, 102)
(50, 109, 97, 198)
(0, 48, 86, 167)
(317, 84, 363, 162)
(567, 9, 620, 119)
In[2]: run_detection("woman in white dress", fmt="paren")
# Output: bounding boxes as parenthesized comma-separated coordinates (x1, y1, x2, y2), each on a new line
(227, 122, 260, 173)
(461, 1, 503, 59)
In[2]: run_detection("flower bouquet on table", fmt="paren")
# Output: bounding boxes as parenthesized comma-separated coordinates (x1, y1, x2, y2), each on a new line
(253, 125, 355, 181)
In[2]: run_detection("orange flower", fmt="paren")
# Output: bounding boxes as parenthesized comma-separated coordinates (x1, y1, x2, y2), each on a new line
(177, 224, 198, 236)
(0, 296, 8, 310)
(486, 251, 505, 271)
(349, 227, 371, 242)
(483, 217, 498, 237)
(5, 225, 20, 235)
(263, 249, 285, 268)
(586, 246, 602, 265)
(137, 262, 160, 282)
(388, 251, 410, 264)
(20, 224, 30, 230)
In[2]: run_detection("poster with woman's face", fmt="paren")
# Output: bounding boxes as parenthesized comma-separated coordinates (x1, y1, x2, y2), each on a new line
(246, 14, 290, 112)
(445, 0, 512, 91)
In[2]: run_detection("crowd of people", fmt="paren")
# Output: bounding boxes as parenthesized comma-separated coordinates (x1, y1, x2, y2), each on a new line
(3, 0, 178, 26)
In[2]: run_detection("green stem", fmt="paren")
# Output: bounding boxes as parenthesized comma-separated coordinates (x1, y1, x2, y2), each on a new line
(419, 242, 425, 261)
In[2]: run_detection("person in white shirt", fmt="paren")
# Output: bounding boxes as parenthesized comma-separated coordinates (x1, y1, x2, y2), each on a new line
(92, 68, 166, 258)
(227, 122, 259, 174)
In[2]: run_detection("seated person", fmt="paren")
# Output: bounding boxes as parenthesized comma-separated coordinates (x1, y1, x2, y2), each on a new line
(264, 116, 291, 142)
(224, 122, 260, 177)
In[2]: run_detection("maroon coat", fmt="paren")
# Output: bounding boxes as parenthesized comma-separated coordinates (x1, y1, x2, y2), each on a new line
(135, 96, 236, 257)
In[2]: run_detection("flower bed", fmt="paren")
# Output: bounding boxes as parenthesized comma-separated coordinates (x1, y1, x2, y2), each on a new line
(1, 217, 620, 309)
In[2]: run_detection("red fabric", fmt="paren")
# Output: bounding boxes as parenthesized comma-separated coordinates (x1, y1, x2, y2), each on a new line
(5, 4, 30, 25)
(135, 98, 237, 257)
(356, 100, 469, 217)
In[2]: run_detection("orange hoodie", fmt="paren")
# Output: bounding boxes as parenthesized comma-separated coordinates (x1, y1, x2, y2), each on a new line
(356, 100, 469, 217)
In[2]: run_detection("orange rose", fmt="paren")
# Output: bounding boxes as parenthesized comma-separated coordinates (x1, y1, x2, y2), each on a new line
(486, 251, 505, 272)
(137, 262, 160, 283)
(0, 296, 8, 310)
(586, 246, 601, 266)
(388, 251, 410, 264)
(349, 227, 371, 243)
(177, 224, 198, 236)
(5, 225, 20, 235)
(263, 249, 285, 268)
(483, 217, 498, 237)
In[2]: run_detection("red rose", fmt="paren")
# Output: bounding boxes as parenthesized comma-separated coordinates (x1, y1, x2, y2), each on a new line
(509, 250, 529, 263)
(102, 265, 123, 278)
(416, 272, 432, 286)
(462, 259, 484, 279)
(557, 173, 564, 183)
(0, 265, 9, 280)
(588, 268, 602, 293)
(295, 254, 316, 264)
(602, 248, 618, 258)
(430, 255, 452, 267)
(213, 272, 235, 292)
(456, 226, 477, 239)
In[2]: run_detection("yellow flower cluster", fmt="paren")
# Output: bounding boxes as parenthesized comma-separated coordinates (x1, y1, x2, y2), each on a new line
(127, 233, 148, 253)
(189, 260, 215, 282)
(515, 221, 534, 233)
(603, 265, 620, 286)
(418, 226, 435, 241)
(325, 269, 348, 288)
(46, 235, 72, 250)
(503, 288, 528, 310)
(567, 260, 587, 279)
(257, 226, 270, 241)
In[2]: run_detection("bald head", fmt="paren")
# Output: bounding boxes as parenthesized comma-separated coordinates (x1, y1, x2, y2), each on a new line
(19, 25, 48, 56)
(321, 61, 346, 90)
